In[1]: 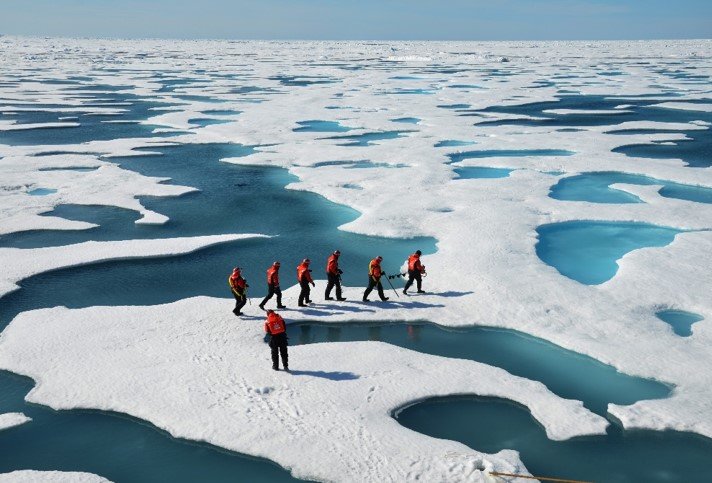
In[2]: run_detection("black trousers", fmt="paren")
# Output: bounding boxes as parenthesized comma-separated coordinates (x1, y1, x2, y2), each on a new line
(232, 291, 247, 313)
(269, 333, 288, 369)
(363, 277, 387, 301)
(260, 284, 282, 307)
(298, 280, 311, 305)
(403, 270, 422, 292)
(325, 273, 342, 299)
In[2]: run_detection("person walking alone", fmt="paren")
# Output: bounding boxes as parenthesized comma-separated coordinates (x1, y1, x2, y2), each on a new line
(297, 258, 315, 307)
(228, 267, 249, 316)
(264, 310, 289, 371)
(325, 250, 346, 301)
(259, 261, 286, 310)
(403, 250, 426, 295)
(363, 256, 389, 302)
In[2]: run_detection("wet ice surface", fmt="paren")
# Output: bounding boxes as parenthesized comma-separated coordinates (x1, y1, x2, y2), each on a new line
(293, 120, 353, 132)
(454, 167, 515, 179)
(1, 38, 712, 482)
(323, 130, 413, 146)
(397, 396, 712, 483)
(292, 322, 669, 416)
(447, 149, 574, 164)
(655, 310, 704, 337)
(550, 171, 712, 204)
(536, 221, 683, 285)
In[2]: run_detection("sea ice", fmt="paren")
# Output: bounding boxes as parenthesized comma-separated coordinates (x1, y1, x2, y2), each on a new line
(0, 412, 30, 432)
(1, 37, 711, 481)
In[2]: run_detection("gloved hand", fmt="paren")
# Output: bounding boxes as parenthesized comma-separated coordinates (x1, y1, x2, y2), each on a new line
(337, 269, 343, 274)
(311, 282, 315, 287)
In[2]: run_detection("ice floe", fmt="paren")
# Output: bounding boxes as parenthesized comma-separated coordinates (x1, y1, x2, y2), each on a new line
(1, 37, 712, 481)
(0, 296, 608, 482)
(0, 471, 110, 483)
(0, 412, 30, 432)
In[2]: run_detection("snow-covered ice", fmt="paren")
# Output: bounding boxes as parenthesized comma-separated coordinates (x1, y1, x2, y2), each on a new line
(0, 412, 30, 432)
(0, 297, 607, 482)
(1, 37, 711, 481)
(0, 471, 110, 483)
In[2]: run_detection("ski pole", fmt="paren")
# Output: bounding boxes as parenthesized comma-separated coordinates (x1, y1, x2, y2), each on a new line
(384, 273, 400, 298)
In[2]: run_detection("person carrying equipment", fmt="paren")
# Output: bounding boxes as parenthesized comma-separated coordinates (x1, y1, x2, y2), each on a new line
(403, 250, 426, 295)
(264, 310, 288, 371)
(228, 267, 249, 316)
(325, 250, 346, 301)
(259, 261, 286, 310)
(297, 258, 315, 307)
(363, 256, 389, 302)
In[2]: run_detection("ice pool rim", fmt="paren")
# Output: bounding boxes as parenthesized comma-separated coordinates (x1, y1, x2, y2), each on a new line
(549, 170, 712, 203)
(391, 393, 712, 444)
(654, 309, 705, 337)
(536, 219, 697, 236)
(289, 319, 675, 400)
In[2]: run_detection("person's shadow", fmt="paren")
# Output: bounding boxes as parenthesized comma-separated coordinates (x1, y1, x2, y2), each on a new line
(287, 370, 359, 381)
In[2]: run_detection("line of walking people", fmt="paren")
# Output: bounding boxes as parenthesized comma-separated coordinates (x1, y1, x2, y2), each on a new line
(229, 250, 426, 371)
(228, 250, 427, 316)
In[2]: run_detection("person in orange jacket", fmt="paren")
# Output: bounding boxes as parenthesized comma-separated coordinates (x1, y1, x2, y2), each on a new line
(264, 310, 288, 371)
(297, 258, 315, 307)
(363, 256, 389, 302)
(403, 250, 426, 295)
(259, 261, 286, 310)
(325, 250, 346, 301)
(228, 267, 249, 316)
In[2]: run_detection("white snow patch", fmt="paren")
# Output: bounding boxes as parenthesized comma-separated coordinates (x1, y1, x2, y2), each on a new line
(652, 102, 712, 113)
(0, 121, 80, 131)
(0, 412, 31, 431)
(0, 471, 111, 483)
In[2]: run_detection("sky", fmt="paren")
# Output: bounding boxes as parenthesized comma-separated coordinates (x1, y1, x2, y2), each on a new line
(0, 0, 710, 40)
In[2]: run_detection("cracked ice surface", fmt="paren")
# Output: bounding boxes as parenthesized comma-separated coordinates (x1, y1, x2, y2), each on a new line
(1, 36, 712, 480)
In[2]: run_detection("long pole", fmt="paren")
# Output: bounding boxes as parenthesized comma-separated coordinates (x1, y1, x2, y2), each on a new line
(384, 274, 400, 298)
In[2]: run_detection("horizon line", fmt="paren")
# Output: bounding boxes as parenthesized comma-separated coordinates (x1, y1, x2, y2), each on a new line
(2, 34, 711, 43)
